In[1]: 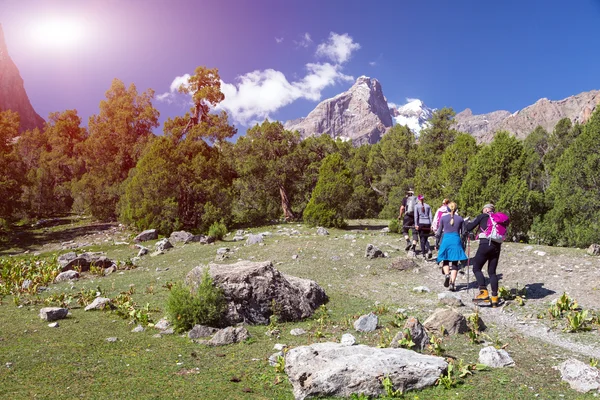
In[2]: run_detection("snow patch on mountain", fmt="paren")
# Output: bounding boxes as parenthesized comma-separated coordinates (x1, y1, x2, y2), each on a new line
(389, 99, 434, 135)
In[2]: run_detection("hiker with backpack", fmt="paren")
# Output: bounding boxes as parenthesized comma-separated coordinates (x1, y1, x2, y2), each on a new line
(436, 201, 468, 291)
(465, 203, 510, 307)
(414, 194, 433, 259)
(431, 198, 450, 251)
(398, 189, 418, 251)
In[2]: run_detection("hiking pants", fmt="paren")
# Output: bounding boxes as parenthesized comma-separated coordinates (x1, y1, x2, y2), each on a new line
(472, 240, 502, 296)
(417, 223, 431, 255)
(402, 214, 418, 242)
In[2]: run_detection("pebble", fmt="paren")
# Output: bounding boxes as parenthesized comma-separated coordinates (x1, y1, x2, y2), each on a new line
(106, 337, 118, 342)
(48, 322, 59, 328)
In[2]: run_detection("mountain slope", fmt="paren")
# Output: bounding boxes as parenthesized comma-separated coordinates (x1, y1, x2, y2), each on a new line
(0, 24, 45, 133)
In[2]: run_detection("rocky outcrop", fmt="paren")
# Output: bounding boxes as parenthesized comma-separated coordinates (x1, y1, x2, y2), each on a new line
(285, 343, 447, 399)
(455, 90, 600, 143)
(284, 76, 393, 145)
(0, 25, 45, 133)
(185, 260, 328, 325)
(57, 252, 115, 272)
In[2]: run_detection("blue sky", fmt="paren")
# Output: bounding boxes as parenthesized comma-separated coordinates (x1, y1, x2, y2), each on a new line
(1, 0, 599, 135)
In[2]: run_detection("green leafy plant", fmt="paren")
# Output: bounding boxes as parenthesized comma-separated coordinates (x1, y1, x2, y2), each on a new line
(274, 355, 286, 374)
(390, 311, 407, 328)
(381, 375, 403, 398)
(395, 328, 415, 349)
(350, 393, 370, 400)
(467, 312, 481, 344)
(208, 220, 227, 241)
(165, 268, 226, 332)
(388, 219, 399, 234)
(427, 335, 444, 356)
(564, 310, 592, 332)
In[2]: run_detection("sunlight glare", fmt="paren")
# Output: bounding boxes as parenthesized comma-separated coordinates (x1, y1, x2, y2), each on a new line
(29, 17, 86, 51)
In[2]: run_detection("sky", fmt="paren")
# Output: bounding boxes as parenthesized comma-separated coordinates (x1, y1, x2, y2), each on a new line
(1, 0, 599, 136)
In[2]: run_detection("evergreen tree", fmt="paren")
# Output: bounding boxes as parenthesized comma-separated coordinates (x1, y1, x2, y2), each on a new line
(437, 132, 478, 201)
(303, 153, 353, 228)
(0, 110, 24, 221)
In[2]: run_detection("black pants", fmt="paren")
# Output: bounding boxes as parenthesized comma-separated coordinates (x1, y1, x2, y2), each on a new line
(417, 224, 431, 255)
(402, 214, 418, 242)
(472, 240, 501, 296)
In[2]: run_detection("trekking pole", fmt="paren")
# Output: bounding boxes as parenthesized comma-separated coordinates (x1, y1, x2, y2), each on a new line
(466, 235, 471, 296)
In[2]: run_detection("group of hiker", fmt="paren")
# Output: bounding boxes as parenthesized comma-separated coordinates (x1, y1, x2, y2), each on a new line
(398, 189, 509, 307)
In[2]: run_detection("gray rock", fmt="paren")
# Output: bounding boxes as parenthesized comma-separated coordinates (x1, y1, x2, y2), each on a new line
(438, 292, 464, 307)
(103, 266, 116, 276)
(390, 317, 429, 351)
(423, 308, 468, 335)
(290, 328, 306, 336)
(316, 227, 329, 236)
(365, 244, 385, 259)
(57, 252, 78, 268)
(292, 254, 299, 260)
(48, 322, 59, 328)
(587, 244, 600, 256)
(106, 337, 118, 343)
(412, 286, 430, 293)
(58, 252, 114, 272)
(216, 247, 230, 255)
(21, 279, 32, 290)
(390, 258, 418, 271)
(131, 325, 145, 333)
(137, 246, 149, 257)
(555, 358, 600, 393)
(478, 346, 515, 368)
(283, 76, 393, 145)
(170, 231, 194, 243)
(186, 261, 328, 325)
(84, 297, 111, 311)
(269, 351, 284, 366)
(154, 318, 171, 331)
(54, 270, 80, 283)
(134, 229, 158, 243)
(285, 343, 447, 399)
(155, 238, 173, 252)
(188, 325, 218, 339)
(39, 307, 68, 321)
(340, 333, 356, 346)
(354, 312, 378, 332)
(208, 326, 250, 346)
(245, 234, 264, 245)
(232, 235, 245, 242)
(160, 328, 174, 335)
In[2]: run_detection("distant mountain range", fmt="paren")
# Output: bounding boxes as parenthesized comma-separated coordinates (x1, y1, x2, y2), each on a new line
(0, 24, 45, 133)
(284, 76, 600, 144)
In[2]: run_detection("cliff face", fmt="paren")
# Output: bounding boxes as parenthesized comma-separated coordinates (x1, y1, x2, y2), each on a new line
(455, 91, 600, 143)
(0, 25, 45, 132)
(284, 76, 393, 145)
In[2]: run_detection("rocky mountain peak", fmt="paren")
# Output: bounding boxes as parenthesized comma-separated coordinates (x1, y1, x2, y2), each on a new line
(389, 98, 434, 136)
(284, 76, 392, 144)
(0, 24, 45, 133)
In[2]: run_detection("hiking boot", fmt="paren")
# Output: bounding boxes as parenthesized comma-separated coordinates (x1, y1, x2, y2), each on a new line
(491, 296, 499, 308)
(404, 241, 412, 251)
(427, 252, 432, 260)
(410, 243, 416, 252)
(443, 274, 450, 288)
(473, 289, 489, 303)
(449, 282, 456, 292)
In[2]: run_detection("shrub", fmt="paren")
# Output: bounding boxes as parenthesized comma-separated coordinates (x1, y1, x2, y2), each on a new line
(388, 219, 399, 233)
(165, 269, 226, 332)
(303, 200, 347, 228)
(208, 220, 227, 241)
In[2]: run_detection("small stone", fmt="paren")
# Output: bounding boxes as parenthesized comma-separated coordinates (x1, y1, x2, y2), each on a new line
(131, 325, 145, 333)
(413, 286, 431, 293)
(39, 307, 69, 321)
(268, 351, 284, 366)
(48, 322, 59, 328)
(340, 333, 356, 346)
(353, 312, 378, 332)
(292, 254, 299, 260)
(84, 297, 111, 311)
(290, 328, 306, 336)
(5, 362, 13, 368)
(154, 318, 171, 331)
(152, 334, 162, 338)
(106, 337, 118, 343)
(273, 343, 287, 351)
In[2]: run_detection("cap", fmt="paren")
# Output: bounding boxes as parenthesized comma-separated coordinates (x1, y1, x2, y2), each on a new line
(417, 194, 424, 201)
(407, 188, 414, 194)
(482, 203, 495, 212)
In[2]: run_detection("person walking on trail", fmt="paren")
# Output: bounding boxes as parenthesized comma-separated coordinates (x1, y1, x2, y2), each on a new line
(465, 203, 504, 307)
(414, 194, 433, 259)
(431, 198, 450, 251)
(436, 202, 468, 291)
(398, 189, 418, 251)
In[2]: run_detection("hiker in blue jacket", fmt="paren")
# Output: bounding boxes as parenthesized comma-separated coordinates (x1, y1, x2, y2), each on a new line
(465, 203, 502, 307)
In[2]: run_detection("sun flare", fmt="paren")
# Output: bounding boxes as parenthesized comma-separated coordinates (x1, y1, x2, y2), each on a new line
(29, 17, 85, 51)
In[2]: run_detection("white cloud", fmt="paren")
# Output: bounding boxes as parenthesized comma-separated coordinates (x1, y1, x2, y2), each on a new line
(159, 32, 360, 126)
(218, 62, 353, 125)
(405, 97, 420, 103)
(316, 32, 361, 64)
(275, 37, 284, 44)
(369, 61, 377, 67)
(294, 32, 312, 48)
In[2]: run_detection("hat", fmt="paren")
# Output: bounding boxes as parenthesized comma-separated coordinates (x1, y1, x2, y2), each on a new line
(482, 203, 495, 212)
(417, 194, 424, 201)
(407, 188, 414, 194)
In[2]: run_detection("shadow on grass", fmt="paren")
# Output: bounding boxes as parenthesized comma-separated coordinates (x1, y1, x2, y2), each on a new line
(0, 217, 117, 256)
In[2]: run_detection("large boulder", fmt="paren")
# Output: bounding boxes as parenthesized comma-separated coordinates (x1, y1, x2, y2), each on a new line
(169, 231, 194, 244)
(134, 229, 158, 243)
(185, 260, 328, 325)
(423, 308, 468, 335)
(245, 234, 264, 245)
(285, 343, 447, 399)
(208, 326, 250, 346)
(555, 358, 600, 393)
(58, 252, 115, 272)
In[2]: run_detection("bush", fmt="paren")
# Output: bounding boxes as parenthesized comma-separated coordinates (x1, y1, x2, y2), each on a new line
(303, 200, 347, 228)
(208, 220, 227, 241)
(165, 269, 226, 332)
(388, 219, 399, 233)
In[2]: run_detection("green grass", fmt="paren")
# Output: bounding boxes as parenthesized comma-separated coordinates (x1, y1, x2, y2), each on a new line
(0, 219, 598, 399)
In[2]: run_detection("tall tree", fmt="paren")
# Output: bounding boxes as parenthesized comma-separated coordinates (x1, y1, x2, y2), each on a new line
(0, 110, 24, 221)
(75, 79, 159, 220)
(437, 132, 479, 201)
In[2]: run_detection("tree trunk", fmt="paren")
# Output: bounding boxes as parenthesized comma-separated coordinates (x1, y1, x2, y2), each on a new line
(279, 185, 295, 221)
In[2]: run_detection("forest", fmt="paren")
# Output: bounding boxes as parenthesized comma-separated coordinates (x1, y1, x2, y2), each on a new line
(1, 66, 599, 248)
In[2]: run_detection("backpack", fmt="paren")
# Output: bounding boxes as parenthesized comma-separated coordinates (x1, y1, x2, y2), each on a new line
(406, 196, 417, 215)
(478, 212, 510, 243)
